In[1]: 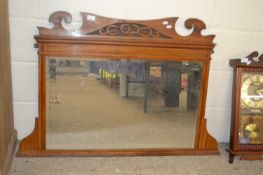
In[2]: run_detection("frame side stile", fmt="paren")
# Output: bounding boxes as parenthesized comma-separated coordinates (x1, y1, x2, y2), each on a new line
(196, 51, 218, 151)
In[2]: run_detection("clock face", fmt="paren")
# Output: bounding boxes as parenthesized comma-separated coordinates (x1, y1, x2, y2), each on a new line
(239, 71, 263, 145)
(240, 73, 263, 109)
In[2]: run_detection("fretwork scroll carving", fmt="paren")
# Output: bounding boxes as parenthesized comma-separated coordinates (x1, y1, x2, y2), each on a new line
(89, 23, 170, 38)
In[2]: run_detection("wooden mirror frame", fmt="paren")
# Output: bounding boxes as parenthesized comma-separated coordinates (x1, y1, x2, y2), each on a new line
(17, 11, 218, 156)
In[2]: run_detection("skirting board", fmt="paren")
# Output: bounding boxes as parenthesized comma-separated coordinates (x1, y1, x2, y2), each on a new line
(1, 130, 17, 175)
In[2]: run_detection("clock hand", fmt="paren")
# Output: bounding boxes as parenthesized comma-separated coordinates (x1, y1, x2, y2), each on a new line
(256, 89, 263, 96)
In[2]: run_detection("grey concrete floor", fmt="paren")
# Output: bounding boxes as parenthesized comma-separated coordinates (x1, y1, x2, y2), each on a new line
(46, 75, 196, 149)
(9, 144, 263, 175)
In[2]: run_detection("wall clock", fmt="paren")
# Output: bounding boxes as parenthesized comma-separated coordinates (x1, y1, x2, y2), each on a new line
(227, 51, 263, 163)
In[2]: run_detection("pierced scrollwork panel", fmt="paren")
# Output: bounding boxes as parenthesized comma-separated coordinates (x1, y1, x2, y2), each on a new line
(89, 23, 170, 38)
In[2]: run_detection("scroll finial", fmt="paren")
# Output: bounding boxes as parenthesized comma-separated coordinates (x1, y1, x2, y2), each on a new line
(38, 11, 72, 36)
(184, 18, 212, 38)
(229, 51, 263, 67)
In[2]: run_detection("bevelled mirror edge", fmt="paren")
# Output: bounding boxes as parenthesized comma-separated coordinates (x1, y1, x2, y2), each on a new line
(17, 11, 218, 156)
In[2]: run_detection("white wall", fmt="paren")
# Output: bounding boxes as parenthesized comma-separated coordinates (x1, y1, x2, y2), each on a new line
(9, 0, 263, 142)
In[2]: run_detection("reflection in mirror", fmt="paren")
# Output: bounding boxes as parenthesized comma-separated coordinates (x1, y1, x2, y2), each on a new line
(46, 57, 203, 149)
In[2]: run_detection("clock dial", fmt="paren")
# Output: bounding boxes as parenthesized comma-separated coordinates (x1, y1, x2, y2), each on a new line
(239, 72, 263, 145)
(241, 74, 263, 109)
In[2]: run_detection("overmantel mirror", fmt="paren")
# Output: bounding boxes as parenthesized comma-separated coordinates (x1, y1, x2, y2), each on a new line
(18, 11, 218, 156)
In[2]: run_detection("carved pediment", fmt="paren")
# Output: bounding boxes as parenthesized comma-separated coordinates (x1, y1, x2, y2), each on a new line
(37, 11, 215, 46)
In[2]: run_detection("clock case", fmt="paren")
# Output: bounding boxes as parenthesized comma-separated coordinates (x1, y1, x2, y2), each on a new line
(227, 51, 263, 163)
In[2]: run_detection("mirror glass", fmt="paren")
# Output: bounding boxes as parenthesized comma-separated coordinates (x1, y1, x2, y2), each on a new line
(46, 57, 203, 149)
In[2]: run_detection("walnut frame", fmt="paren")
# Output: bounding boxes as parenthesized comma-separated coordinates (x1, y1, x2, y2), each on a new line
(17, 11, 218, 156)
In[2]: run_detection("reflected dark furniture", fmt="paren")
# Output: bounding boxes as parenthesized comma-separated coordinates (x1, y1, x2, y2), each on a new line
(164, 62, 181, 107)
(187, 64, 202, 111)
(96, 61, 200, 112)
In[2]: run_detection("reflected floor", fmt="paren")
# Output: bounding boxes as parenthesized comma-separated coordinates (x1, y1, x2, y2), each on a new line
(46, 75, 197, 149)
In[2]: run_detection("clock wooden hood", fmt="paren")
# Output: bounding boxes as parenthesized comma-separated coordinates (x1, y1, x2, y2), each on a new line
(18, 11, 218, 156)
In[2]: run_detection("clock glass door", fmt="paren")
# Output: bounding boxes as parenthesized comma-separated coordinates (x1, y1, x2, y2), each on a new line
(239, 70, 263, 145)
